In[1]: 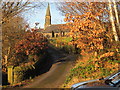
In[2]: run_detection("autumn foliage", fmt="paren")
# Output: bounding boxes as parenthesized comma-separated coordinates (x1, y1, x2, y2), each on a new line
(8, 29, 48, 66)
(64, 2, 120, 63)
(65, 12, 106, 55)
(63, 11, 119, 86)
(15, 30, 48, 55)
(61, 2, 120, 88)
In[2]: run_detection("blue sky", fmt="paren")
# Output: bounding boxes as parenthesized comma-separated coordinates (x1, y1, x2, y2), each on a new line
(23, 2, 66, 28)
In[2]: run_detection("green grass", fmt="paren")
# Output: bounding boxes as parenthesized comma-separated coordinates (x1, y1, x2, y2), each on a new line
(50, 37, 78, 53)
(63, 55, 119, 87)
(51, 37, 72, 43)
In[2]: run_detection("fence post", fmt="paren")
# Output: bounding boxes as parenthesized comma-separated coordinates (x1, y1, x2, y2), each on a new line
(13, 67, 18, 84)
(7, 66, 13, 84)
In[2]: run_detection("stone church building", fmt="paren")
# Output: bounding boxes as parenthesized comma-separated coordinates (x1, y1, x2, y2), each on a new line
(40, 3, 70, 38)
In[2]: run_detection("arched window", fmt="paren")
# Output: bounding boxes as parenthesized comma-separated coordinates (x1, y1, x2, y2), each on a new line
(52, 31, 54, 37)
(56, 34, 58, 37)
(63, 32, 65, 37)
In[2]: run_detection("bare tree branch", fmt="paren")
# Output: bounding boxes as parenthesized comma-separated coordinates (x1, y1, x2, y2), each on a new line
(1, 0, 43, 24)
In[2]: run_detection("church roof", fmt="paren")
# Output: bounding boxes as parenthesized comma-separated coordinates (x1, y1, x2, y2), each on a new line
(42, 24, 70, 33)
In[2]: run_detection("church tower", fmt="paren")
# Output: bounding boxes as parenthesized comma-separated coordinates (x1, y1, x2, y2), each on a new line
(44, 3, 51, 29)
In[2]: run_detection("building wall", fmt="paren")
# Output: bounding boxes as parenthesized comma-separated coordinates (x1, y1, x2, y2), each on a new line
(44, 16, 51, 29)
(43, 32, 69, 38)
(43, 33, 52, 38)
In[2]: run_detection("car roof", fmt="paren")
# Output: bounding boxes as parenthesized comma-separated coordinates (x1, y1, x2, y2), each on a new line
(105, 70, 120, 80)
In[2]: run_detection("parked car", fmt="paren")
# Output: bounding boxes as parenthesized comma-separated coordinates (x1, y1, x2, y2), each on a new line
(71, 70, 120, 90)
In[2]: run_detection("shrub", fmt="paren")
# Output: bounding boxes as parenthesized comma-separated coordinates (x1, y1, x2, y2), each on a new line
(9, 29, 48, 66)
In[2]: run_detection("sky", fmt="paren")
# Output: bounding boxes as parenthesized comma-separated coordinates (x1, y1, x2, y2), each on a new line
(23, 2, 66, 29)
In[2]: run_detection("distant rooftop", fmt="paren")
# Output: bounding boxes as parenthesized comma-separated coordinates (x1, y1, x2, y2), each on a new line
(42, 24, 70, 33)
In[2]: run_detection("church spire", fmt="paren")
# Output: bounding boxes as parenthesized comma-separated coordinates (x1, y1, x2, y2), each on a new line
(46, 3, 51, 16)
(44, 3, 51, 30)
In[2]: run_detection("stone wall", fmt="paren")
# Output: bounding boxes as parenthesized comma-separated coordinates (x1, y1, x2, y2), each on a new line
(7, 55, 45, 84)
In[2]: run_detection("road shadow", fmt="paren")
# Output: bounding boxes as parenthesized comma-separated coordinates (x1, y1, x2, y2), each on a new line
(34, 46, 79, 76)
(2, 46, 79, 88)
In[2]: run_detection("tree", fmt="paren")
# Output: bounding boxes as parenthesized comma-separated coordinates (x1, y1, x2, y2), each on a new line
(1, 0, 43, 72)
(1, 0, 43, 24)
(108, 0, 119, 41)
(57, 2, 109, 22)
(57, 2, 120, 41)
(2, 16, 26, 72)
(64, 12, 106, 55)
(112, 0, 120, 40)
(62, 2, 120, 55)
(113, 0, 120, 31)
(12, 29, 48, 66)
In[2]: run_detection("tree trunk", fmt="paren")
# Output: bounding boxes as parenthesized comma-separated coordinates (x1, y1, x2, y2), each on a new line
(112, 0, 120, 35)
(108, 0, 119, 41)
